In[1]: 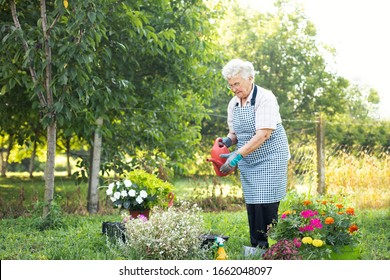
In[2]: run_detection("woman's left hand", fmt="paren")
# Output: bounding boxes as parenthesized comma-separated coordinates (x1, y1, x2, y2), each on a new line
(220, 151, 243, 173)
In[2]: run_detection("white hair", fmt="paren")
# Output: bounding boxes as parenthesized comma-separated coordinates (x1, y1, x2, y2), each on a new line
(222, 59, 255, 81)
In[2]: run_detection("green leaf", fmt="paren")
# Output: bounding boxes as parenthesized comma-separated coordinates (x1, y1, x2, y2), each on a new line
(0, 84, 7, 95)
(87, 12, 96, 24)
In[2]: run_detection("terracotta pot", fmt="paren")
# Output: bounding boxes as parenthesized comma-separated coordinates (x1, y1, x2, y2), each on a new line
(129, 209, 150, 220)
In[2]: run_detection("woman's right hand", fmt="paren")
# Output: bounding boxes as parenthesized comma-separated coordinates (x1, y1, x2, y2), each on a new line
(218, 137, 232, 148)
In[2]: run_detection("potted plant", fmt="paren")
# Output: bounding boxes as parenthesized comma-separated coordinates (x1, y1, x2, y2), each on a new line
(266, 192, 360, 260)
(103, 169, 174, 219)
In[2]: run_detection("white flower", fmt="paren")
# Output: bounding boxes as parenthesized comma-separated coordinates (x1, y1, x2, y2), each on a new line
(136, 195, 143, 204)
(108, 182, 115, 189)
(140, 190, 148, 198)
(116, 181, 121, 187)
(128, 189, 136, 197)
(124, 179, 132, 188)
(110, 196, 116, 202)
(121, 190, 128, 197)
(106, 188, 113, 196)
(114, 192, 121, 200)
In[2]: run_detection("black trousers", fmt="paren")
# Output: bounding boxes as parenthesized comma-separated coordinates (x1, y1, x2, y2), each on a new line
(246, 202, 280, 248)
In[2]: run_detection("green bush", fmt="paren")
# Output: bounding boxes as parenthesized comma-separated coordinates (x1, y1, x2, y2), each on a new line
(30, 197, 65, 231)
(125, 169, 174, 208)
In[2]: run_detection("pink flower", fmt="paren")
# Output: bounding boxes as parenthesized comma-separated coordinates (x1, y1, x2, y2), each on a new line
(138, 214, 148, 222)
(293, 238, 302, 248)
(281, 213, 287, 219)
(300, 209, 318, 218)
(299, 225, 314, 232)
(310, 218, 323, 229)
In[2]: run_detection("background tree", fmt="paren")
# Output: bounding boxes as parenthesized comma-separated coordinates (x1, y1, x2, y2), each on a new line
(1, 0, 113, 215)
(1, 0, 226, 213)
(1, 0, 387, 215)
(204, 0, 386, 147)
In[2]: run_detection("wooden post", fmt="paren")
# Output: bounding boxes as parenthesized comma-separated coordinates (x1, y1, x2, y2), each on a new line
(316, 115, 326, 194)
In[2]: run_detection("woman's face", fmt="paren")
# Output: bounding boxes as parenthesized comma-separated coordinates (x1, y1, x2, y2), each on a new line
(227, 75, 253, 100)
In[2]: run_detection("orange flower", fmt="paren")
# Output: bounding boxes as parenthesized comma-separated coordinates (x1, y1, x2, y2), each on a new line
(303, 200, 312, 206)
(338, 212, 344, 215)
(346, 207, 355, 215)
(321, 200, 327, 205)
(283, 210, 292, 216)
(325, 217, 335, 224)
(336, 204, 343, 209)
(349, 224, 359, 233)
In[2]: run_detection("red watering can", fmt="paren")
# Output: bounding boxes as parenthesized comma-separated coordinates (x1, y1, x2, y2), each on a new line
(206, 138, 236, 176)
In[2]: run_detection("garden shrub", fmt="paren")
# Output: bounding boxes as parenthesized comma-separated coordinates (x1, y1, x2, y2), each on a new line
(125, 169, 174, 208)
(30, 197, 65, 231)
(116, 201, 209, 260)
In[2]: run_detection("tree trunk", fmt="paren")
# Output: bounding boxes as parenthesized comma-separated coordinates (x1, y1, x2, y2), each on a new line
(0, 148, 3, 177)
(1, 134, 13, 178)
(316, 114, 326, 195)
(87, 117, 103, 214)
(28, 136, 38, 178)
(66, 137, 72, 177)
(41, 0, 56, 218)
(10, 0, 55, 217)
(43, 121, 56, 217)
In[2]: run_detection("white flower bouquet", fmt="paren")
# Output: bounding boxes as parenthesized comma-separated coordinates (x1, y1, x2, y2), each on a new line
(105, 179, 156, 210)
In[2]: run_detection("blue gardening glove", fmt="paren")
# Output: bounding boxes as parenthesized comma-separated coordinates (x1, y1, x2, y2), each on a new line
(220, 151, 243, 174)
(218, 137, 232, 148)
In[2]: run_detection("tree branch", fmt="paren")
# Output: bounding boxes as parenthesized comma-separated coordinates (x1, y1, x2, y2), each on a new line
(47, 13, 61, 35)
(10, 0, 47, 108)
(40, 0, 53, 110)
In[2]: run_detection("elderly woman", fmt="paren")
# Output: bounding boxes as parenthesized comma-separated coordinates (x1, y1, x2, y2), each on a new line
(219, 58, 290, 252)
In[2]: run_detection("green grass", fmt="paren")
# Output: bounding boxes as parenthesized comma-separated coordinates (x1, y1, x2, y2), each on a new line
(1, 208, 388, 260)
(0, 174, 389, 260)
(0, 214, 121, 260)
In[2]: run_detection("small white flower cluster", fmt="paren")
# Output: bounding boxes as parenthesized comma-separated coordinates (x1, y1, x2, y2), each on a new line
(105, 179, 149, 209)
(118, 202, 209, 260)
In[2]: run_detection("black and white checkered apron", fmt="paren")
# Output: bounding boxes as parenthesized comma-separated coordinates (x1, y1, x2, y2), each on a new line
(233, 86, 289, 204)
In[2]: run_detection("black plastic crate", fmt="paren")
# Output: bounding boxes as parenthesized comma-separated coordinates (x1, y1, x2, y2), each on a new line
(102, 222, 126, 242)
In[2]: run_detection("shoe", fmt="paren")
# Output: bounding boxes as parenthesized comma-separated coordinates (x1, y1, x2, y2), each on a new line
(243, 246, 267, 258)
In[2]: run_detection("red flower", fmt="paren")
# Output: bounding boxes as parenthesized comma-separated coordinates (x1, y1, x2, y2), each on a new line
(346, 207, 355, 215)
(349, 224, 359, 233)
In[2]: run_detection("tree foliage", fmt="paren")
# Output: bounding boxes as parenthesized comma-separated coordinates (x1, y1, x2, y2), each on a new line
(0, 0, 226, 213)
(206, 0, 388, 146)
(0, 0, 388, 198)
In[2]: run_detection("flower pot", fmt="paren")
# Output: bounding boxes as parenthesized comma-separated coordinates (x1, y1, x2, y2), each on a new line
(129, 209, 150, 219)
(102, 222, 126, 242)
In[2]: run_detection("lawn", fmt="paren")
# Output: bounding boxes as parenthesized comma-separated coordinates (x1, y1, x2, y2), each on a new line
(0, 174, 389, 260)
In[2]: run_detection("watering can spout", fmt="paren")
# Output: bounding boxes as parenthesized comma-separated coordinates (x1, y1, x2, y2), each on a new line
(206, 158, 218, 164)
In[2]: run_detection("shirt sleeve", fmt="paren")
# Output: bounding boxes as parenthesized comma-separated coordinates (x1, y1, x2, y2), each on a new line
(255, 88, 281, 130)
(227, 97, 237, 133)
